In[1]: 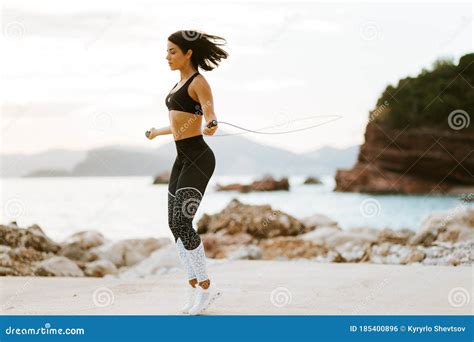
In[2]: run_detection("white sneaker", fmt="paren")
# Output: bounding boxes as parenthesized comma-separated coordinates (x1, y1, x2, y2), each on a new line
(181, 286, 198, 314)
(188, 284, 223, 315)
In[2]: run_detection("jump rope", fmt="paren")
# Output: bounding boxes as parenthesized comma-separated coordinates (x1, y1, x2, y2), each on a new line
(204, 115, 342, 136)
(146, 115, 342, 138)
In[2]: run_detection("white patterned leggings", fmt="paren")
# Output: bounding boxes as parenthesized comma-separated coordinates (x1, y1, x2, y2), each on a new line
(167, 135, 215, 282)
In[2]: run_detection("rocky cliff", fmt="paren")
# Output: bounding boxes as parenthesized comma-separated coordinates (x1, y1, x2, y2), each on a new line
(335, 122, 474, 193)
(335, 53, 474, 194)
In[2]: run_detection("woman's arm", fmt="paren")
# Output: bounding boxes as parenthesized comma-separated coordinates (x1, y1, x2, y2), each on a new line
(194, 76, 218, 136)
(146, 125, 172, 140)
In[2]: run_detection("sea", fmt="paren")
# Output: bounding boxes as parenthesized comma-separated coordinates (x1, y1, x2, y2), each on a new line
(1, 175, 471, 242)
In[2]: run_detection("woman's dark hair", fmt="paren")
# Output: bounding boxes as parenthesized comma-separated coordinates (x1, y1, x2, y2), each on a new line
(168, 30, 229, 71)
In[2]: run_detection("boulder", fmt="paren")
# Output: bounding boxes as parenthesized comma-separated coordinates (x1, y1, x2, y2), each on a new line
(301, 214, 339, 230)
(378, 228, 415, 245)
(258, 237, 327, 260)
(34, 256, 84, 277)
(216, 175, 289, 193)
(300, 226, 341, 242)
(227, 245, 262, 260)
(335, 241, 371, 262)
(400, 249, 426, 264)
(303, 176, 322, 185)
(62, 231, 108, 249)
(201, 232, 254, 259)
(88, 237, 171, 268)
(59, 231, 109, 261)
(0, 224, 60, 253)
(117, 244, 181, 279)
(319, 230, 377, 249)
(369, 243, 415, 264)
(410, 207, 474, 246)
(197, 199, 309, 238)
(84, 259, 118, 277)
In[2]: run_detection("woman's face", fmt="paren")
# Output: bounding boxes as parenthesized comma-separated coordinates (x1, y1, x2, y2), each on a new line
(166, 41, 191, 70)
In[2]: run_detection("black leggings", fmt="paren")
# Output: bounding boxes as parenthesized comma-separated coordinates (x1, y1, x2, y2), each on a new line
(168, 134, 216, 250)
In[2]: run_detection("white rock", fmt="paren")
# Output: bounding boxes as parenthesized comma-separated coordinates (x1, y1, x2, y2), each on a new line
(301, 214, 339, 229)
(62, 231, 108, 249)
(336, 242, 369, 262)
(227, 245, 262, 260)
(411, 207, 474, 245)
(117, 244, 181, 279)
(34, 256, 84, 277)
(324, 231, 377, 249)
(89, 237, 171, 268)
(300, 226, 341, 243)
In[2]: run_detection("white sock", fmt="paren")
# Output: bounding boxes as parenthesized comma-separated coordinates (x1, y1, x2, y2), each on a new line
(175, 238, 196, 280)
(184, 239, 208, 283)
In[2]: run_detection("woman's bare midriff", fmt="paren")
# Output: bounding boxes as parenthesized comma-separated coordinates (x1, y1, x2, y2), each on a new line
(169, 110, 203, 141)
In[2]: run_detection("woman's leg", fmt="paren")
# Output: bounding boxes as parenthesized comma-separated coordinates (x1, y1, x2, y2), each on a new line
(173, 144, 216, 289)
(168, 156, 197, 286)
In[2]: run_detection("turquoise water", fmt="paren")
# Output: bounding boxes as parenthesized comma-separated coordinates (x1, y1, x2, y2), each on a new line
(1, 176, 470, 242)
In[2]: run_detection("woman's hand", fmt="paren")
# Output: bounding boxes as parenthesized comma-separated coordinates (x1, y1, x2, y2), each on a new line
(203, 120, 218, 136)
(145, 127, 157, 140)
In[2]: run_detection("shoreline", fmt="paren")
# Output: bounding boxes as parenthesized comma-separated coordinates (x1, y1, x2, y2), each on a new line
(0, 204, 472, 280)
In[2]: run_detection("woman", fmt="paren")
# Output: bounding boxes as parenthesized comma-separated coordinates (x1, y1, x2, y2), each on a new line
(145, 30, 228, 315)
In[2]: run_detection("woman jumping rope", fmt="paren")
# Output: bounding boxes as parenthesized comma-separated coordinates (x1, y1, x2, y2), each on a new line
(145, 30, 228, 315)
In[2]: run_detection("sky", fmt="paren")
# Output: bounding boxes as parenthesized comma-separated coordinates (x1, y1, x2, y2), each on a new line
(1, 0, 472, 155)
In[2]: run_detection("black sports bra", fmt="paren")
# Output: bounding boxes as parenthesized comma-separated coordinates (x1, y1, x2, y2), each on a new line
(165, 72, 203, 115)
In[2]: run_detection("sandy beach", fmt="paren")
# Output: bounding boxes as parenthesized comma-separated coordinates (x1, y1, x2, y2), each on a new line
(1, 260, 471, 316)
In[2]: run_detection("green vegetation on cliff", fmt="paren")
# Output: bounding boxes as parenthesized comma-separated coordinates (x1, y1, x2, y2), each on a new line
(371, 53, 474, 131)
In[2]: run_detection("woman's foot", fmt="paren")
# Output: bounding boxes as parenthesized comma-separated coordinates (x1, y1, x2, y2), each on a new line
(181, 285, 198, 314)
(188, 283, 223, 315)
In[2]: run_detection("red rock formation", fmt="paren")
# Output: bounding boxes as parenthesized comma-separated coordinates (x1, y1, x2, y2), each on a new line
(335, 122, 474, 194)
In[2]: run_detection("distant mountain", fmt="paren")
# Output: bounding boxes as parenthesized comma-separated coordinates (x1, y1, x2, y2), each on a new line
(302, 145, 359, 172)
(3, 131, 359, 178)
(1, 149, 87, 178)
(71, 148, 165, 177)
(24, 169, 72, 177)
